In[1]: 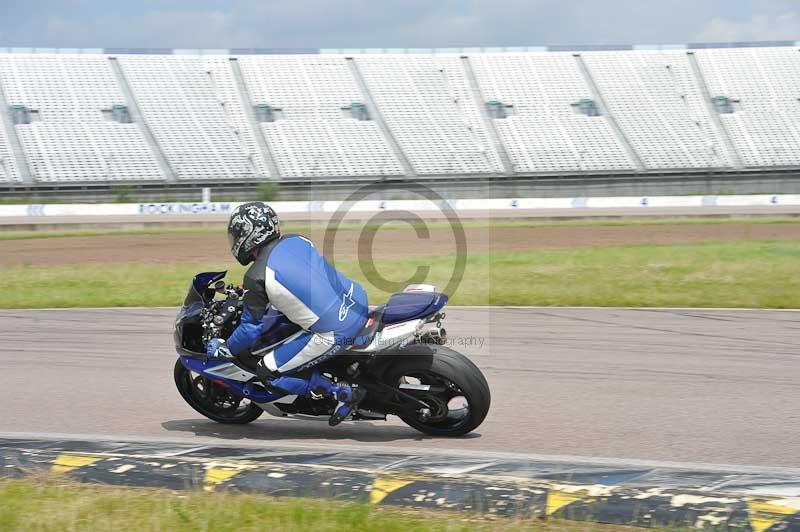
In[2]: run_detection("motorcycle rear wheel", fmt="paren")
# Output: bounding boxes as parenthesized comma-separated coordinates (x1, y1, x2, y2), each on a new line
(384, 345, 490, 436)
(173, 358, 263, 424)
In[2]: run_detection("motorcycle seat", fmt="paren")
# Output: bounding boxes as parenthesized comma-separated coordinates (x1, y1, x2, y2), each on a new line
(382, 291, 447, 325)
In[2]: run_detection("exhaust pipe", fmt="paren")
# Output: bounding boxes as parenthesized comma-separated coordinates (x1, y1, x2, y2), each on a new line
(419, 327, 447, 345)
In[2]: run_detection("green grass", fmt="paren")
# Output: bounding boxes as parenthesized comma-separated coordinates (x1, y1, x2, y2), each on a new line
(1, 215, 800, 243)
(348, 240, 800, 307)
(3, 240, 799, 308)
(0, 197, 67, 205)
(0, 227, 222, 241)
(0, 477, 653, 532)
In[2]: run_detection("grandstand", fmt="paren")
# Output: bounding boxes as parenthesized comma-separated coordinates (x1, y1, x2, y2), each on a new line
(1, 42, 800, 197)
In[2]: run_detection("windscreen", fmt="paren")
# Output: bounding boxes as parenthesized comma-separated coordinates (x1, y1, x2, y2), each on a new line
(183, 271, 227, 308)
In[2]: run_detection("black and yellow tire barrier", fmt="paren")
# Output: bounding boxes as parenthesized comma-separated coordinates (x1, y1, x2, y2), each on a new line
(0, 437, 798, 531)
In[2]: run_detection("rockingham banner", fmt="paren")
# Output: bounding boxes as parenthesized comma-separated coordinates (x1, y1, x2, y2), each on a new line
(2, 194, 800, 218)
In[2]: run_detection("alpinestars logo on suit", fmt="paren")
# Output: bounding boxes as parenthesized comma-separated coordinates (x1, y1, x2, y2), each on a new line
(338, 283, 356, 321)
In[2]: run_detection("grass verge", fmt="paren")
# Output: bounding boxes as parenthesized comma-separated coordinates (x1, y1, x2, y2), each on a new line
(1, 216, 799, 241)
(0, 477, 668, 532)
(2, 240, 798, 308)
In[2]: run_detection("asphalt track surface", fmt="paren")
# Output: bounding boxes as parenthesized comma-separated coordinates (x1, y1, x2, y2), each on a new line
(2, 307, 798, 469)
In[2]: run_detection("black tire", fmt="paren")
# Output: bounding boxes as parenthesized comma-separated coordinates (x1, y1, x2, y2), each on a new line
(383, 345, 490, 436)
(173, 358, 263, 424)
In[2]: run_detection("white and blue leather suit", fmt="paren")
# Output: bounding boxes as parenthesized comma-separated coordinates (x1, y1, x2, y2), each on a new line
(222, 234, 369, 397)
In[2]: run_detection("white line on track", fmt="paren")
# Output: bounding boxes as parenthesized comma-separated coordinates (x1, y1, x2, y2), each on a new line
(2, 431, 799, 476)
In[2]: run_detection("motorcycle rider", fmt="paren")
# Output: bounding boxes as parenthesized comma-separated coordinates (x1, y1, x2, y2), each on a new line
(207, 201, 368, 426)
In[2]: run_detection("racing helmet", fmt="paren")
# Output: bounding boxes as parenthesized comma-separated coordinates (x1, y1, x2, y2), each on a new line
(227, 201, 281, 265)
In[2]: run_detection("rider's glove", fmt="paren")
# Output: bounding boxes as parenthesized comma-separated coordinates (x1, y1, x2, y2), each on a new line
(207, 338, 234, 359)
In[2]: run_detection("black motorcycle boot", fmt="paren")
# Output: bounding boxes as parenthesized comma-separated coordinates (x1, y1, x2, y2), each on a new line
(328, 383, 367, 427)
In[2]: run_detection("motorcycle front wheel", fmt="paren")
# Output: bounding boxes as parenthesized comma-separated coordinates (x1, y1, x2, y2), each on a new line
(173, 359, 263, 424)
(383, 345, 490, 437)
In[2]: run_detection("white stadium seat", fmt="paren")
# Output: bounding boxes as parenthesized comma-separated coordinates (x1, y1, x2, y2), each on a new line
(239, 55, 402, 177)
(355, 54, 503, 175)
(203, 57, 272, 179)
(117, 55, 256, 180)
(470, 52, 634, 172)
(1, 46, 800, 184)
(582, 50, 734, 170)
(0, 122, 20, 183)
(694, 47, 800, 168)
(0, 53, 164, 182)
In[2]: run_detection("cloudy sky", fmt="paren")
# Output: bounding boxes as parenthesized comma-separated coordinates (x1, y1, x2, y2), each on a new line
(0, 0, 798, 50)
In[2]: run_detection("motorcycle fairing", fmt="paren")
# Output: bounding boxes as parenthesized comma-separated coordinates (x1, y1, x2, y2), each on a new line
(180, 355, 284, 404)
(176, 273, 450, 407)
(175, 271, 228, 358)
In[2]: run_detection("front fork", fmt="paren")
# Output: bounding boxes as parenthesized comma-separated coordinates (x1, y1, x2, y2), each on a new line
(180, 356, 283, 404)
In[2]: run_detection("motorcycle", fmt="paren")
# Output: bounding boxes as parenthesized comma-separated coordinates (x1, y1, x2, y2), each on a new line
(173, 271, 491, 436)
